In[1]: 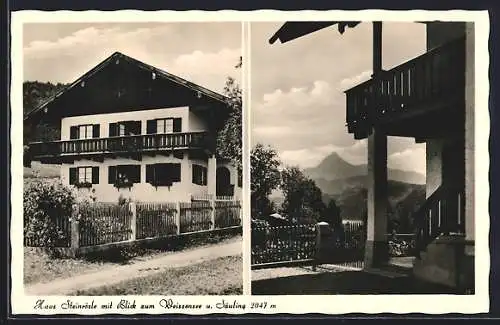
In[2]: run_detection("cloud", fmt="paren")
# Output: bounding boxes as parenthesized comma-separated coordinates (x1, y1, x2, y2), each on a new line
(280, 144, 342, 168)
(388, 146, 426, 174)
(24, 26, 169, 60)
(23, 23, 241, 93)
(339, 70, 372, 90)
(170, 48, 242, 85)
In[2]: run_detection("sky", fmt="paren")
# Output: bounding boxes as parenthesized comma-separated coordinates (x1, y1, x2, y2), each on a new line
(23, 22, 242, 93)
(250, 22, 427, 175)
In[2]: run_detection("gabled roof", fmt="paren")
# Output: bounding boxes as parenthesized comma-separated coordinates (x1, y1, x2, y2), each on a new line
(24, 51, 229, 122)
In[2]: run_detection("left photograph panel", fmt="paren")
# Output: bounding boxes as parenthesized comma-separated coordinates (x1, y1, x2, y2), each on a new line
(19, 21, 243, 296)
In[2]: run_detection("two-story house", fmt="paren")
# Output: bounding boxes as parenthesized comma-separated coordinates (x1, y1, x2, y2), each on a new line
(24, 52, 242, 203)
(269, 21, 475, 292)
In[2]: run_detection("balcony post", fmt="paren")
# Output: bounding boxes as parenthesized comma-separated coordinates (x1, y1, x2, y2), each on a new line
(364, 127, 389, 268)
(372, 21, 383, 76)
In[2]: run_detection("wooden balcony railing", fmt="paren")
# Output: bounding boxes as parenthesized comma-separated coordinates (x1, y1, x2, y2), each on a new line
(29, 132, 213, 159)
(345, 37, 466, 137)
(413, 184, 465, 258)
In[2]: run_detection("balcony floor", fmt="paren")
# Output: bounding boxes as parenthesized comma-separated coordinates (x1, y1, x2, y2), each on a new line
(251, 265, 463, 295)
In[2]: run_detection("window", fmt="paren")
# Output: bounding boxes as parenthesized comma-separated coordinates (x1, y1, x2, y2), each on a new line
(70, 124, 100, 139)
(109, 121, 141, 137)
(192, 164, 207, 186)
(109, 165, 141, 187)
(69, 166, 99, 186)
(157, 118, 174, 134)
(146, 163, 181, 186)
(79, 167, 92, 183)
(146, 118, 182, 134)
(119, 124, 126, 136)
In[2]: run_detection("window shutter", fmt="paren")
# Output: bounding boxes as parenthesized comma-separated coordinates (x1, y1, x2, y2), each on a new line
(146, 120, 157, 134)
(133, 121, 142, 135)
(70, 126, 78, 140)
(69, 167, 77, 185)
(108, 166, 116, 184)
(173, 118, 182, 133)
(146, 165, 154, 184)
(203, 166, 208, 186)
(92, 124, 100, 138)
(172, 163, 181, 182)
(91, 167, 99, 184)
(192, 165, 197, 184)
(109, 123, 117, 137)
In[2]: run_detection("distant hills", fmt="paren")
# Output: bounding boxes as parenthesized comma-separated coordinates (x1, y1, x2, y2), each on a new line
(272, 152, 426, 228)
(303, 152, 425, 185)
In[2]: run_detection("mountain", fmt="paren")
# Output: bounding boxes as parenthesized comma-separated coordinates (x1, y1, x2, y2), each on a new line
(303, 152, 425, 184)
(301, 152, 426, 230)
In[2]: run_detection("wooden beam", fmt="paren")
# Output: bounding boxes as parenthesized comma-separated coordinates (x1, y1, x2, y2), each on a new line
(373, 22, 383, 76)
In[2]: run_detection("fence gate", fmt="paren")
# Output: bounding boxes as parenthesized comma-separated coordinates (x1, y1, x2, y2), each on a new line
(251, 224, 317, 269)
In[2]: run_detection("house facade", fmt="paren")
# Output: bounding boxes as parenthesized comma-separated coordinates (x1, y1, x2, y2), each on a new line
(344, 22, 474, 291)
(269, 21, 475, 292)
(24, 52, 242, 203)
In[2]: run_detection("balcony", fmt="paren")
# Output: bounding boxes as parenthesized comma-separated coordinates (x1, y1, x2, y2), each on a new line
(345, 37, 466, 139)
(28, 132, 214, 163)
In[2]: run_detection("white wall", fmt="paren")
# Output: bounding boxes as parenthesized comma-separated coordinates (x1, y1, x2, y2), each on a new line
(426, 139, 444, 198)
(60, 106, 210, 140)
(61, 155, 240, 203)
(189, 111, 207, 132)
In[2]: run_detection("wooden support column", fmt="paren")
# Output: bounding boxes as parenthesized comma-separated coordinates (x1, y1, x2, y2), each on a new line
(364, 127, 389, 268)
(372, 22, 383, 76)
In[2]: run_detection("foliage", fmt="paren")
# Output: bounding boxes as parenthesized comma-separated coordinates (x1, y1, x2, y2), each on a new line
(216, 59, 242, 170)
(23, 81, 67, 144)
(24, 179, 75, 248)
(280, 166, 326, 224)
(250, 143, 281, 218)
(322, 199, 342, 227)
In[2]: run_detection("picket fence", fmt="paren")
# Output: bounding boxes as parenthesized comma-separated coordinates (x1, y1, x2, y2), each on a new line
(25, 199, 242, 254)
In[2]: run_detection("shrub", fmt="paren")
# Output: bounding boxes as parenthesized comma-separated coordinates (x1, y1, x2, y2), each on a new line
(24, 179, 75, 248)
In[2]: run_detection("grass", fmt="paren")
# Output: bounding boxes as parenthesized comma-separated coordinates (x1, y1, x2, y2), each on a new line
(24, 233, 241, 286)
(23, 162, 60, 178)
(73, 255, 242, 295)
(24, 247, 107, 285)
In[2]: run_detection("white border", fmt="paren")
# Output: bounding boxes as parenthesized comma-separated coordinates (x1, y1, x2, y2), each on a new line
(11, 10, 490, 315)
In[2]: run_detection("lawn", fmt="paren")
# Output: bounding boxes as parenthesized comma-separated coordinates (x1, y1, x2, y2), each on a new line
(72, 255, 242, 295)
(24, 234, 241, 285)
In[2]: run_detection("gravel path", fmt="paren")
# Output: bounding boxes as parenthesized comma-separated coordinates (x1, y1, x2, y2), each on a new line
(25, 238, 242, 296)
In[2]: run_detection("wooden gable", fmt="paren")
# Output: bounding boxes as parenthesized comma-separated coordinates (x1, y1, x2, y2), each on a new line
(24, 52, 230, 126)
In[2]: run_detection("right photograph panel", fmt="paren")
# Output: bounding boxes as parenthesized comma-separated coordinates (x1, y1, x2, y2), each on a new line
(250, 21, 475, 295)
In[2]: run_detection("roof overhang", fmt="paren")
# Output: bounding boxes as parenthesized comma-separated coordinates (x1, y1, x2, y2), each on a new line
(269, 21, 361, 44)
(23, 52, 230, 125)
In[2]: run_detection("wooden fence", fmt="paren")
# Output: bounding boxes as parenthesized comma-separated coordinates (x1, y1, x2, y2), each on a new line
(25, 199, 242, 255)
(251, 224, 317, 267)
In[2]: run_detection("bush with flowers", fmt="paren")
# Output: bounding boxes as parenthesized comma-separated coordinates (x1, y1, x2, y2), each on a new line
(23, 179, 75, 248)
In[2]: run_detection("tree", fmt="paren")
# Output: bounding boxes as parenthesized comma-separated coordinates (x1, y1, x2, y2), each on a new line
(216, 58, 242, 170)
(323, 199, 342, 227)
(280, 166, 326, 224)
(250, 143, 281, 218)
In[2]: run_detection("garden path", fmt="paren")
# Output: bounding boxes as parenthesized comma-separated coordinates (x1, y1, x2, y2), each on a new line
(25, 238, 242, 295)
